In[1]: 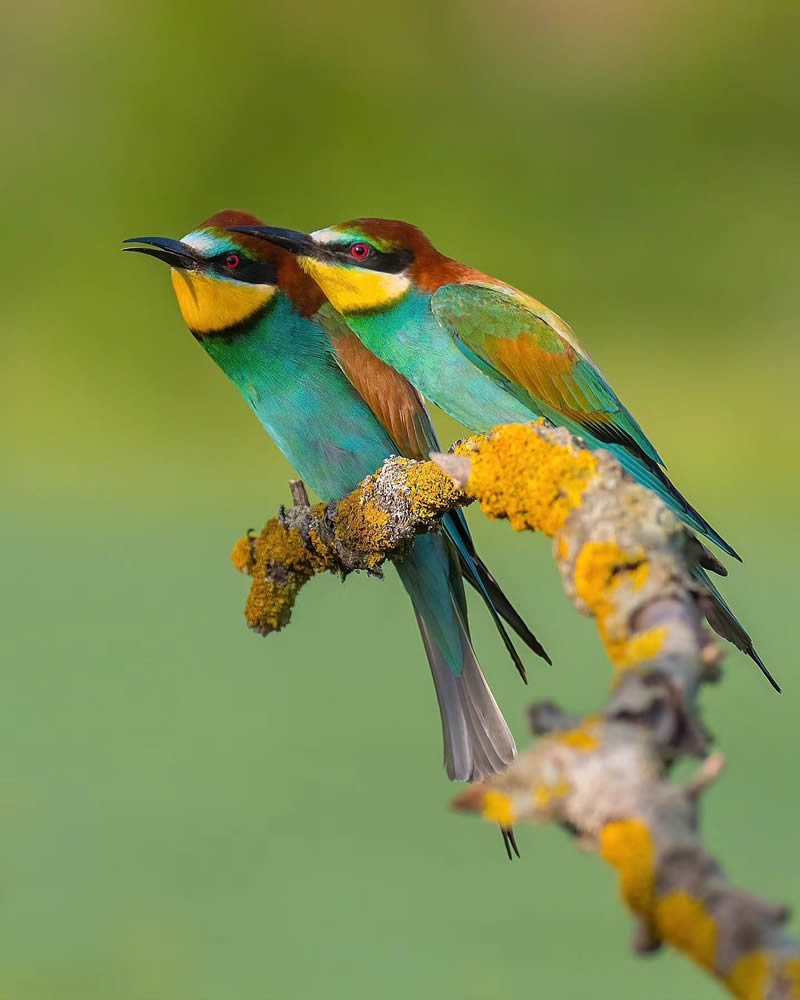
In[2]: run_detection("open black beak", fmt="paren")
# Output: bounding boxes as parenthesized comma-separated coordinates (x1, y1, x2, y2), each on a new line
(227, 225, 319, 257)
(122, 236, 199, 269)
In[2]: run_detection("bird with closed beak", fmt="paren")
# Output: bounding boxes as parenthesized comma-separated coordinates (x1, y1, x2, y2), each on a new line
(231, 218, 777, 692)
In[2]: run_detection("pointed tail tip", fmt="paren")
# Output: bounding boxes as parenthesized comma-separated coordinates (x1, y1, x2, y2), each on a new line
(501, 826, 520, 860)
(521, 632, 552, 666)
(747, 642, 780, 692)
(512, 633, 550, 671)
(508, 646, 528, 684)
(712, 531, 742, 563)
(691, 507, 740, 562)
(519, 631, 551, 666)
(750, 648, 781, 693)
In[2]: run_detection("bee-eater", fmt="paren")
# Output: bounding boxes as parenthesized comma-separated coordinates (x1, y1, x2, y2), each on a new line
(124, 211, 551, 781)
(231, 219, 777, 690)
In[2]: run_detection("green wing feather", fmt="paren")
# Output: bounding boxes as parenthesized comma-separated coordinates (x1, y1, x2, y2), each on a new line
(431, 281, 741, 563)
(429, 281, 774, 680)
(431, 282, 663, 466)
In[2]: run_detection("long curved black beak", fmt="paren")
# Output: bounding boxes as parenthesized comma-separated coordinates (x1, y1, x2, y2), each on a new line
(122, 236, 199, 269)
(227, 225, 318, 257)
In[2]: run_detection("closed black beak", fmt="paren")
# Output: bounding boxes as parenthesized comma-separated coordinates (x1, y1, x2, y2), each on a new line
(227, 225, 318, 257)
(122, 236, 199, 269)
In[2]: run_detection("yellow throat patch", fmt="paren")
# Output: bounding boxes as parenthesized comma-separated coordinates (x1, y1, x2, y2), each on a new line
(299, 258, 410, 314)
(171, 270, 276, 334)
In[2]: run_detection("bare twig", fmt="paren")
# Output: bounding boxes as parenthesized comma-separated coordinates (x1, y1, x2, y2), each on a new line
(288, 479, 310, 508)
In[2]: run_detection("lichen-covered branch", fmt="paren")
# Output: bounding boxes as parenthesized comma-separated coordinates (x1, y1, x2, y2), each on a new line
(455, 705, 798, 997)
(231, 419, 797, 997)
(444, 423, 797, 999)
(230, 454, 464, 633)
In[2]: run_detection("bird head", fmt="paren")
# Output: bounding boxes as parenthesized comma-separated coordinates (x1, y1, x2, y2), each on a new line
(123, 210, 323, 339)
(228, 218, 454, 316)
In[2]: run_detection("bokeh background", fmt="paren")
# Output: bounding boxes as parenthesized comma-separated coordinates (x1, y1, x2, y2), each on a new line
(2, 1, 798, 996)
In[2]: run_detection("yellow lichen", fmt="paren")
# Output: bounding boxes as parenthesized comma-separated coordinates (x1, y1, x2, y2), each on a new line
(615, 626, 668, 674)
(243, 518, 331, 633)
(555, 717, 602, 751)
(600, 819, 656, 918)
(329, 459, 458, 568)
(406, 460, 461, 519)
(656, 891, 717, 972)
(726, 952, 770, 1000)
(534, 780, 571, 808)
(230, 534, 255, 575)
(574, 542, 649, 610)
(234, 454, 459, 636)
(333, 476, 391, 568)
(482, 791, 515, 827)
(574, 542, 653, 668)
(307, 526, 334, 565)
(465, 422, 598, 536)
(451, 436, 486, 459)
(782, 957, 800, 999)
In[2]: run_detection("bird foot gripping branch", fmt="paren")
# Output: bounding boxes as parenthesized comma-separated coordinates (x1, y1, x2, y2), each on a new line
(231, 417, 797, 999)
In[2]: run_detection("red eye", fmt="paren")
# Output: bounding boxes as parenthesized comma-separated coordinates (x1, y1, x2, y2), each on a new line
(350, 243, 370, 259)
(225, 253, 240, 270)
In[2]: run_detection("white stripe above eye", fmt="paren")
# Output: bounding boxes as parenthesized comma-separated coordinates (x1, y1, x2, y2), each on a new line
(310, 228, 348, 245)
(182, 231, 224, 255)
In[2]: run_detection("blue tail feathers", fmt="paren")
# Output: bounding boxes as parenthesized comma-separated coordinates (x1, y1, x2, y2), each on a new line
(395, 534, 516, 781)
(443, 510, 551, 677)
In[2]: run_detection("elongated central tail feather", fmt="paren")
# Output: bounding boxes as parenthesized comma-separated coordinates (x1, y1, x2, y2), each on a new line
(442, 510, 551, 678)
(606, 443, 741, 561)
(693, 565, 780, 692)
(395, 535, 516, 781)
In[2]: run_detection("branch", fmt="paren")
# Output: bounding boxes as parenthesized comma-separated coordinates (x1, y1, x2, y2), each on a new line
(231, 419, 798, 997)
(230, 452, 464, 633)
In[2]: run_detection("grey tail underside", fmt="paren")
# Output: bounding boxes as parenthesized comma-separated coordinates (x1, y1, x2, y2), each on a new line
(415, 600, 517, 782)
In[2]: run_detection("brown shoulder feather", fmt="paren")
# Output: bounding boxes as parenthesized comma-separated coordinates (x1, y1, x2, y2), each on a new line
(319, 308, 437, 460)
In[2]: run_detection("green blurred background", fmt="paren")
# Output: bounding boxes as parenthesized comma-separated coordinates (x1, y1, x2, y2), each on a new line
(2, 0, 798, 996)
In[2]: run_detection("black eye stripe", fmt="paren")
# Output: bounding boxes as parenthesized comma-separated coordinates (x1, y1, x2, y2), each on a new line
(210, 252, 277, 285)
(330, 243, 413, 274)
